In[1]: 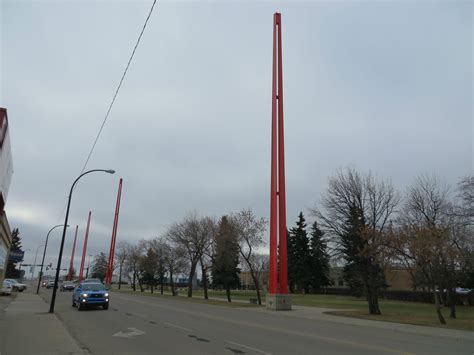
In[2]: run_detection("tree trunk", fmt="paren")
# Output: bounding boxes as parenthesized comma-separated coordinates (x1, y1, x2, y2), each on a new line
(160, 277, 164, 295)
(226, 286, 231, 302)
(138, 277, 144, 292)
(118, 264, 123, 290)
(200, 258, 208, 300)
(447, 288, 456, 319)
(150, 284, 153, 294)
(187, 262, 198, 297)
(132, 272, 136, 291)
(170, 269, 176, 296)
(366, 284, 381, 315)
(249, 269, 262, 305)
(433, 290, 446, 324)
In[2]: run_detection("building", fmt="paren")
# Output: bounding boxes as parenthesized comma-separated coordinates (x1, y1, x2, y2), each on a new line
(328, 266, 413, 291)
(0, 108, 13, 285)
(238, 270, 268, 290)
(384, 267, 413, 291)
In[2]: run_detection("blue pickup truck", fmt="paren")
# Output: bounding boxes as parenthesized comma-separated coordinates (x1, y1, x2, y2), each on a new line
(72, 282, 109, 310)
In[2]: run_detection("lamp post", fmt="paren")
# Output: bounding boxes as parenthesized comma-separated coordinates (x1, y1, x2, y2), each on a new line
(31, 244, 45, 281)
(36, 224, 68, 294)
(49, 169, 115, 313)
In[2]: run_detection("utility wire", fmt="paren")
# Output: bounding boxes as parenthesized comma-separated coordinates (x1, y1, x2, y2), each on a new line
(56, 0, 157, 223)
(80, 0, 157, 174)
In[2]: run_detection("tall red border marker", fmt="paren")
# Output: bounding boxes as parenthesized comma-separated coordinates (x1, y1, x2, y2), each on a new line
(66, 225, 79, 281)
(78, 211, 92, 281)
(267, 12, 291, 310)
(105, 178, 123, 285)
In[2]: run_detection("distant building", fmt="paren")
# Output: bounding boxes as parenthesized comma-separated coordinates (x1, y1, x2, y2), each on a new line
(328, 267, 348, 288)
(238, 270, 268, 290)
(328, 266, 413, 291)
(0, 108, 13, 285)
(384, 267, 413, 291)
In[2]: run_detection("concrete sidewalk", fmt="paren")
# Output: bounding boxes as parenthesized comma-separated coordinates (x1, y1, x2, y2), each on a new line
(0, 292, 87, 355)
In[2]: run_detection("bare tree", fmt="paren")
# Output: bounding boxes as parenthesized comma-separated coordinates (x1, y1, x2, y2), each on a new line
(163, 242, 187, 296)
(312, 168, 400, 315)
(457, 176, 474, 219)
(116, 241, 130, 290)
(395, 175, 470, 323)
(240, 253, 269, 294)
(199, 218, 217, 300)
(125, 242, 145, 292)
(231, 209, 267, 305)
(149, 238, 167, 294)
(167, 213, 215, 297)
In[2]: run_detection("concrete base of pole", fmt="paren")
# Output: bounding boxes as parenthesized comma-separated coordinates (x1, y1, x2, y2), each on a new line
(266, 294, 292, 310)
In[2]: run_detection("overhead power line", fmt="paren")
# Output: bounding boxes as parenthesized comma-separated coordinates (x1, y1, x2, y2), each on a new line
(55, 0, 157, 223)
(80, 0, 157, 174)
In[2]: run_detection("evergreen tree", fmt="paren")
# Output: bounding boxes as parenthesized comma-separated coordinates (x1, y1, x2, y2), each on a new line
(91, 252, 108, 282)
(288, 212, 312, 293)
(309, 221, 330, 290)
(211, 216, 240, 302)
(140, 248, 159, 293)
(6, 228, 23, 278)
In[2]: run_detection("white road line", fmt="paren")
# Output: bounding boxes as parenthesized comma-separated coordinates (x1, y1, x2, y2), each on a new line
(163, 322, 192, 332)
(225, 340, 272, 355)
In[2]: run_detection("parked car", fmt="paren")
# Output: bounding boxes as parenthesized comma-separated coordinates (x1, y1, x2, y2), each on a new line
(46, 280, 57, 289)
(60, 281, 75, 292)
(455, 288, 472, 295)
(72, 282, 109, 310)
(1, 280, 13, 295)
(4, 279, 27, 292)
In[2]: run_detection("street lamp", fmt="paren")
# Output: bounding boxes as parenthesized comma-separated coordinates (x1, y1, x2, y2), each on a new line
(49, 169, 115, 313)
(36, 224, 69, 294)
(32, 244, 45, 281)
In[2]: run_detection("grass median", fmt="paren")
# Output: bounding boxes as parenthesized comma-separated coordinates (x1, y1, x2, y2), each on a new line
(112, 287, 260, 308)
(112, 286, 474, 331)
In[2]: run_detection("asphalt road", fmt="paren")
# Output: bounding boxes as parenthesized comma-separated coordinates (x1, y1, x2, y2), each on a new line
(41, 289, 474, 355)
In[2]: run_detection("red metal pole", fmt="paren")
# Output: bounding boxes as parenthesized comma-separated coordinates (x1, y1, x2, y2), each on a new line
(105, 178, 123, 285)
(276, 13, 288, 294)
(268, 12, 279, 295)
(67, 225, 79, 281)
(268, 12, 288, 295)
(78, 211, 92, 281)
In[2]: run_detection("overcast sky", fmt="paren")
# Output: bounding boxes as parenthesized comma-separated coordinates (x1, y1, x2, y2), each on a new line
(1, 0, 472, 275)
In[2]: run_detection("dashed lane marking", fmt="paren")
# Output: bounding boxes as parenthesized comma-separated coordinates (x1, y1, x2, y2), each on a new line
(163, 322, 192, 332)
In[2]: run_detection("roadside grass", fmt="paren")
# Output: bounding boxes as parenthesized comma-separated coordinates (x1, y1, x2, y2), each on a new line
(113, 285, 474, 331)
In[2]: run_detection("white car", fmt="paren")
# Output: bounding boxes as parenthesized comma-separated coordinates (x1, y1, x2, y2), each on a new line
(4, 279, 27, 292)
(455, 288, 472, 295)
(1, 280, 13, 295)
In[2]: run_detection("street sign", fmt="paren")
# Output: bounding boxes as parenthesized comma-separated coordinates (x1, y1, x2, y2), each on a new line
(8, 250, 24, 263)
